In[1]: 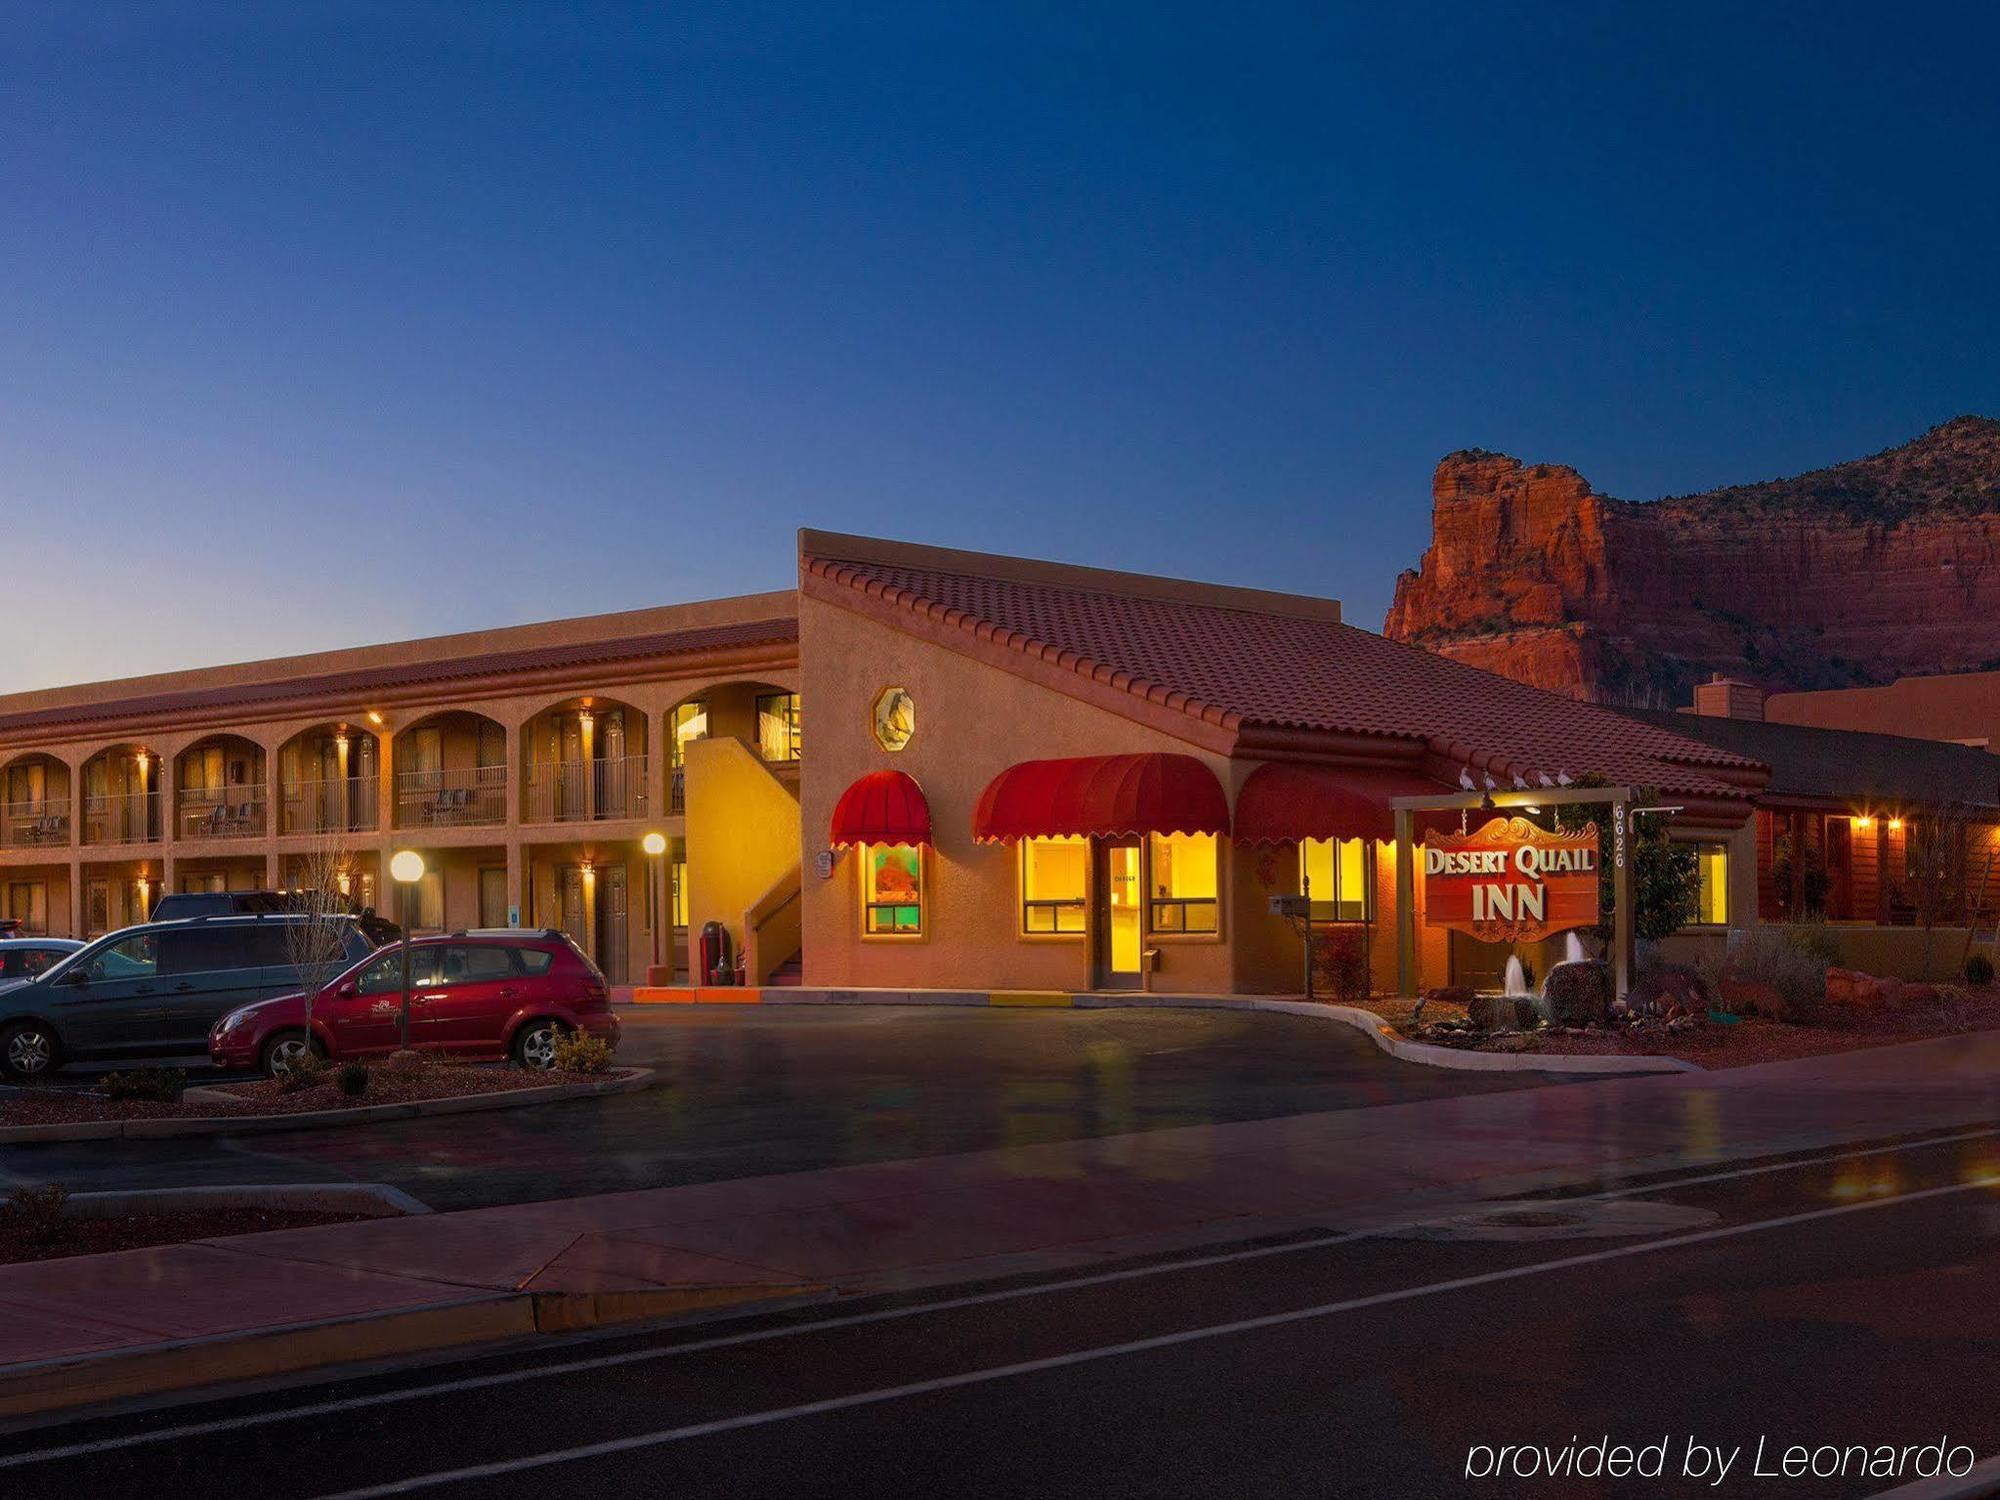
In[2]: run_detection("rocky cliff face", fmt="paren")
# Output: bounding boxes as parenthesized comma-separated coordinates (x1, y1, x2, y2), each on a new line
(1383, 416, 2000, 703)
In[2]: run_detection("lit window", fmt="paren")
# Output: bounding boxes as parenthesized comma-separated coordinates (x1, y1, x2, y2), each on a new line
(1148, 832, 1219, 934)
(756, 693, 802, 764)
(1299, 838, 1370, 922)
(671, 857, 688, 929)
(862, 844, 923, 935)
(1021, 837, 1087, 933)
(1693, 843, 1728, 926)
(669, 702, 707, 767)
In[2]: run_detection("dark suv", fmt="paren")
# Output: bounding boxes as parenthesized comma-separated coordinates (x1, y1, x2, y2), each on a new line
(151, 890, 402, 946)
(0, 915, 375, 1081)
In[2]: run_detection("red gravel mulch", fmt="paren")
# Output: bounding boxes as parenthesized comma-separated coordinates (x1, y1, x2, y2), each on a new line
(0, 1206, 367, 1265)
(1354, 987, 2000, 1071)
(0, 1065, 627, 1126)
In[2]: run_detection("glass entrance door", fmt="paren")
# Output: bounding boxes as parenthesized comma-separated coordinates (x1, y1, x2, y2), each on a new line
(1094, 838, 1143, 990)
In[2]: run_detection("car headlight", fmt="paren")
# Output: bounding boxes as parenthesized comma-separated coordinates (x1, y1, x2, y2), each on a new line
(216, 1010, 249, 1035)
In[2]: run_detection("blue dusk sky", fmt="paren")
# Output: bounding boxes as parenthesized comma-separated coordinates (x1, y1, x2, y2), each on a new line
(3, 2, 1997, 693)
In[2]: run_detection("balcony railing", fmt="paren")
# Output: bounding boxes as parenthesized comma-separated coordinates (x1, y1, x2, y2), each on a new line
(179, 785, 269, 841)
(281, 777, 381, 836)
(524, 755, 649, 823)
(1, 799, 71, 850)
(396, 766, 507, 828)
(670, 765, 685, 815)
(83, 791, 162, 846)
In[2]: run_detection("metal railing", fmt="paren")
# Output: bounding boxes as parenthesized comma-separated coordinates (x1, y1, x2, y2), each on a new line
(82, 791, 162, 846)
(178, 784, 268, 841)
(524, 755, 650, 823)
(395, 766, 507, 828)
(670, 765, 686, 814)
(0, 799, 70, 850)
(280, 777, 380, 835)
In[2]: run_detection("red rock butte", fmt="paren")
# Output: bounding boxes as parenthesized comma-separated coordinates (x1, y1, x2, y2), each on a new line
(1383, 415, 2000, 703)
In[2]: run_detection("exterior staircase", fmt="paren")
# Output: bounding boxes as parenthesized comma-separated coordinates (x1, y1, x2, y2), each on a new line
(766, 952, 803, 987)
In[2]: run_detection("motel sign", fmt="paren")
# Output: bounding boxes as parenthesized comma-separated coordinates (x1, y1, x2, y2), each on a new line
(1422, 815, 1600, 943)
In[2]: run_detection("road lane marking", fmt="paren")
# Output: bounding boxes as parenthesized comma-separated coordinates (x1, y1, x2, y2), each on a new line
(6, 1122, 1999, 1470)
(308, 1172, 2000, 1498)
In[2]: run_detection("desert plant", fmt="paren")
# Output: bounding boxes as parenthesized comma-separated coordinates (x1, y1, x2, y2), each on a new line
(1728, 927, 1829, 1021)
(1775, 920, 1841, 968)
(3, 1183, 70, 1246)
(1965, 952, 1995, 986)
(98, 1068, 187, 1103)
(1309, 928, 1369, 1001)
(1556, 777, 1700, 942)
(275, 1050, 328, 1093)
(334, 1061, 370, 1097)
(549, 1029, 615, 1075)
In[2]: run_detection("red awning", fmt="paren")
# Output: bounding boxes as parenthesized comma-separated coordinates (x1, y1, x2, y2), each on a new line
(973, 753, 1230, 843)
(1233, 762, 1459, 844)
(829, 769, 933, 848)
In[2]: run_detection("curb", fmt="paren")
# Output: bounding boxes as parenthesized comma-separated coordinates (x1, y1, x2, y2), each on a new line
(0, 1068, 655, 1145)
(625, 990, 1699, 1075)
(0, 1280, 819, 1420)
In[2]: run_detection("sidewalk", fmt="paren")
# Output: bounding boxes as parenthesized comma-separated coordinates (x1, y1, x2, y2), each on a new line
(3, 1029, 1998, 1417)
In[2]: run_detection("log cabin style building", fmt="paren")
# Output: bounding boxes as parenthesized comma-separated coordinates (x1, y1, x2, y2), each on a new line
(0, 534, 1993, 992)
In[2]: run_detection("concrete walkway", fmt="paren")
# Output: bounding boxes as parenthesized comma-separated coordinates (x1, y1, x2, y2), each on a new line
(3, 1028, 1998, 1417)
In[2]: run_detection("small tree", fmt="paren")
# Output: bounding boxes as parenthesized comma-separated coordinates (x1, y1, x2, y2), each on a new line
(1906, 803, 1975, 978)
(283, 832, 358, 1063)
(1557, 776, 1699, 947)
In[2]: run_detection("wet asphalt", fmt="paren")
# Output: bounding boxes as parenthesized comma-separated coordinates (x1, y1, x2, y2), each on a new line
(0, 1006, 1565, 1211)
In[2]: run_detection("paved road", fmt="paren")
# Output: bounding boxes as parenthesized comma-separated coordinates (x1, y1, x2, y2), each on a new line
(0, 1007, 1562, 1211)
(4, 1126, 1994, 1499)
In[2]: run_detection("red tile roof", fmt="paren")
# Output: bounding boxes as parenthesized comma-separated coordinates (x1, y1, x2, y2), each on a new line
(0, 617, 800, 737)
(804, 551, 1763, 803)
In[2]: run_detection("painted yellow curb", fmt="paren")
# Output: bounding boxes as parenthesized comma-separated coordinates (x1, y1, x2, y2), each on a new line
(988, 991, 1073, 1007)
(631, 986, 767, 1005)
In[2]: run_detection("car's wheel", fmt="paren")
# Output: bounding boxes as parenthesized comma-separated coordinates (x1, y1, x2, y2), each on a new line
(513, 1019, 565, 1071)
(261, 1031, 321, 1079)
(0, 1021, 59, 1083)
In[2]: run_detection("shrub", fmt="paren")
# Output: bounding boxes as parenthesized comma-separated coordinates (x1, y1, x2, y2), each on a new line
(1965, 952, 1995, 986)
(1624, 962, 1712, 1019)
(98, 1068, 187, 1103)
(3, 1184, 70, 1246)
(550, 1029, 615, 1075)
(1542, 960, 1613, 1025)
(276, 1051, 328, 1093)
(334, 1061, 370, 1097)
(1776, 921, 1842, 968)
(1728, 928, 1829, 1021)
(1309, 928, 1369, 1001)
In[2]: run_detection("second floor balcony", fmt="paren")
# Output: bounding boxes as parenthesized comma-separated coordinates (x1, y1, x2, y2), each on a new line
(83, 790, 162, 846)
(281, 776, 381, 836)
(1, 799, 71, 850)
(525, 754, 649, 823)
(396, 766, 507, 829)
(178, 784, 268, 841)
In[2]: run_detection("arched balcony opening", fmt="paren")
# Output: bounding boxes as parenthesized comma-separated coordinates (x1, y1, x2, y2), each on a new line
(79, 744, 163, 846)
(176, 734, 268, 841)
(523, 696, 649, 824)
(392, 711, 507, 829)
(278, 723, 381, 837)
(0, 753, 72, 850)
(665, 680, 799, 814)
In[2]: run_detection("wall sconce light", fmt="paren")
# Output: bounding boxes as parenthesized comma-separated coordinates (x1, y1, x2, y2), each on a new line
(1888, 818, 1905, 833)
(1854, 815, 1873, 830)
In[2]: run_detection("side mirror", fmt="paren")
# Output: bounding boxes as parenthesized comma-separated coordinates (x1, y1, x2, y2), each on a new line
(336, 981, 358, 999)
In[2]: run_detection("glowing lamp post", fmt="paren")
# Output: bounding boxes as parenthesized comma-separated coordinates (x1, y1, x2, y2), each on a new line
(389, 849, 425, 1051)
(641, 831, 667, 975)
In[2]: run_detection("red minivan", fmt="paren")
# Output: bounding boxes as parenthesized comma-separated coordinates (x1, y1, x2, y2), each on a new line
(209, 930, 620, 1076)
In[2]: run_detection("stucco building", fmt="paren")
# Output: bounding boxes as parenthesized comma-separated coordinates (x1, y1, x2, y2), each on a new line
(3, 534, 1995, 993)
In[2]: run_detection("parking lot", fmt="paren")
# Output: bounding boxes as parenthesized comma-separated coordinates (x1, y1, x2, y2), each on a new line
(0, 1004, 1562, 1211)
